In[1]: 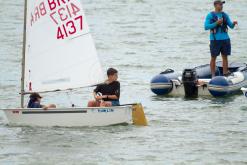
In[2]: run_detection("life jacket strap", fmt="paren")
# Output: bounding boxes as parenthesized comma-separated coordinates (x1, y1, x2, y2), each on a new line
(210, 11, 228, 40)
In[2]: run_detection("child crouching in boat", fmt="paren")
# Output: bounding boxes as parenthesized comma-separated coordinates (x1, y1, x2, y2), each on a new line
(88, 68, 120, 107)
(27, 93, 56, 110)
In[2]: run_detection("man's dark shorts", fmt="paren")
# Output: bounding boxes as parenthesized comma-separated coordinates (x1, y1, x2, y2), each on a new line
(210, 39, 231, 57)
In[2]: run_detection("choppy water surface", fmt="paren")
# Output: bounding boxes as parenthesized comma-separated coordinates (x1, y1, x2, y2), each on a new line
(1, 0, 247, 164)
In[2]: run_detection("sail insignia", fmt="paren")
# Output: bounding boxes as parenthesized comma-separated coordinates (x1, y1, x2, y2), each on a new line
(24, 0, 104, 93)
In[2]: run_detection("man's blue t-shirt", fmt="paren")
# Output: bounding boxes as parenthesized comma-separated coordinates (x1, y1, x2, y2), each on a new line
(204, 12, 235, 40)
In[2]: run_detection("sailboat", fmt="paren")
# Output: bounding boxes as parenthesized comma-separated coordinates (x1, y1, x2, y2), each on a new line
(1, 0, 147, 127)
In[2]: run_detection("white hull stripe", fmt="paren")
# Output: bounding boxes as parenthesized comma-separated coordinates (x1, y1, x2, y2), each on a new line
(151, 83, 172, 89)
(208, 80, 247, 92)
(22, 110, 88, 114)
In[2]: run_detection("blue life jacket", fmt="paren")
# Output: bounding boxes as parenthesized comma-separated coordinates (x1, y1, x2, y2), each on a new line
(27, 99, 42, 108)
(210, 12, 228, 34)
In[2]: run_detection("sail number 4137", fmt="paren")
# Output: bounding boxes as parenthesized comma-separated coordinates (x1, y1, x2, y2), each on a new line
(57, 15, 83, 40)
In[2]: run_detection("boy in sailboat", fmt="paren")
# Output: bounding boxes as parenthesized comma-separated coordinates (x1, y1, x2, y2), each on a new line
(88, 68, 120, 107)
(27, 93, 56, 109)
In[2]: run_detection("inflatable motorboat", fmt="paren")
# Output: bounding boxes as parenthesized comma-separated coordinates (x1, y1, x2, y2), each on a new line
(151, 62, 247, 97)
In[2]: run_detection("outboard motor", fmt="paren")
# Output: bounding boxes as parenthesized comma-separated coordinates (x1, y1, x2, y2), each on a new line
(182, 68, 198, 98)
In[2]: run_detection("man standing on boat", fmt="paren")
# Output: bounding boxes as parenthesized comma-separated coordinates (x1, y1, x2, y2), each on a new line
(88, 68, 120, 107)
(204, 0, 238, 77)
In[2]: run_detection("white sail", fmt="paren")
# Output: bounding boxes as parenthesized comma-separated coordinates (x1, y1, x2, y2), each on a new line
(24, 0, 104, 92)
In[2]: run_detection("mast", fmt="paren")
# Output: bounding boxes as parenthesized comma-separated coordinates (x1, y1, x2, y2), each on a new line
(21, 0, 27, 108)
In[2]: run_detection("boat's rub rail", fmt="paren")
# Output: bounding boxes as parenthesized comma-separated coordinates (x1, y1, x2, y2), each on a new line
(1, 105, 133, 111)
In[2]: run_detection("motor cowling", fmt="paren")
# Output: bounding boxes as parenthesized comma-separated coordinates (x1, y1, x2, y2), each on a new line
(182, 68, 198, 97)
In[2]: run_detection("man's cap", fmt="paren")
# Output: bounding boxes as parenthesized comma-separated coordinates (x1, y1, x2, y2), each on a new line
(214, 0, 225, 5)
(30, 92, 42, 99)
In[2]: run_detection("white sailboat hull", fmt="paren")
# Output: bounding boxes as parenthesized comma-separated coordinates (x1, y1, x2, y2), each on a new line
(1, 106, 133, 127)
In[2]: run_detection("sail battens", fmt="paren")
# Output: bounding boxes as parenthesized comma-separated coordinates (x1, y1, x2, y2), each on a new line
(69, 32, 91, 40)
(42, 78, 71, 85)
(24, 0, 104, 92)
